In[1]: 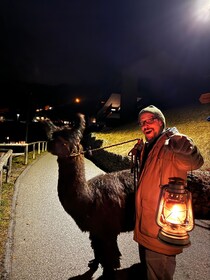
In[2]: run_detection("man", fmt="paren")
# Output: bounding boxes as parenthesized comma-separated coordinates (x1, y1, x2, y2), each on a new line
(134, 105, 204, 280)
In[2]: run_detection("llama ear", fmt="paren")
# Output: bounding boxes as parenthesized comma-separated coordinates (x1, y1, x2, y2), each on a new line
(39, 119, 59, 140)
(71, 113, 86, 138)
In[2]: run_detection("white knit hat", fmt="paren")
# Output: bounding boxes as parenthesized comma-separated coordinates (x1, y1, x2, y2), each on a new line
(138, 105, 166, 128)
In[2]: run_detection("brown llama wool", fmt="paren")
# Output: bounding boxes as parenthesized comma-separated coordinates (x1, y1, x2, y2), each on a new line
(44, 113, 136, 279)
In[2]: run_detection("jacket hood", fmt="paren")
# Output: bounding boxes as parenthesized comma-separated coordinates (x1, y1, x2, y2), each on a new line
(164, 127, 179, 137)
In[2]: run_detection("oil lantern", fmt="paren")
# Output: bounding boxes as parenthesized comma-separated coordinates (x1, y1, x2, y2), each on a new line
(156, 177, 194, 247)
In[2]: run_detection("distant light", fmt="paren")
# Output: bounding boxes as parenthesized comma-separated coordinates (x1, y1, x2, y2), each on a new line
(34, 116, 48, 122)
(90, 117, 96, 123)
(111, 106, 120, 112)
(75, 98, 80, 103)
(44, 105, 53, 110)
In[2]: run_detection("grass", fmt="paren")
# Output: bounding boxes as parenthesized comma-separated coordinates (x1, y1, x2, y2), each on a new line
(92, 104, 210, 171)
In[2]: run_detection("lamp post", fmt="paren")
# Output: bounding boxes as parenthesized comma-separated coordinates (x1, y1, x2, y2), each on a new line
(25, 92, 32, 143)
(156, 177, 194, 247)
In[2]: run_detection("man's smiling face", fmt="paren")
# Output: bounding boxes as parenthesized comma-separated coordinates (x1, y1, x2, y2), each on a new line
(139, 112, 163, 142)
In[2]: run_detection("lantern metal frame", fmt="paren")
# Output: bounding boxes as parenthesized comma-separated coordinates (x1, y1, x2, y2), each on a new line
(156, 177, 194, 247)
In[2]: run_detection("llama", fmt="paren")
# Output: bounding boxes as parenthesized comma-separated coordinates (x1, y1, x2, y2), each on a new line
(44, 113, 136, 278)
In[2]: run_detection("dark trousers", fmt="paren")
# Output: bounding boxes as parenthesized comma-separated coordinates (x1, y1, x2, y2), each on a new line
(139, 245, 176, 280)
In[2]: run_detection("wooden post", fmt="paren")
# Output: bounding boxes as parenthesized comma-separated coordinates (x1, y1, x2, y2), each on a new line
(24, 145, 28, 165)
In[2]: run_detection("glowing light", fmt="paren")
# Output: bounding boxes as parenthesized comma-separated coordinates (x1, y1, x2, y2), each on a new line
(192, 0, 210, 24)
(163, 203, 187, 225)
(75, 98, 80, 103)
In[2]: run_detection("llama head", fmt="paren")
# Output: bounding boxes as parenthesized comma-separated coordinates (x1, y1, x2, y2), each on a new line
(43, 113, 86, 158)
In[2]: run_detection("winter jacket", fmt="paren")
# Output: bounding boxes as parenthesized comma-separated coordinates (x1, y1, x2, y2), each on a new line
(134, 127, 204, 255)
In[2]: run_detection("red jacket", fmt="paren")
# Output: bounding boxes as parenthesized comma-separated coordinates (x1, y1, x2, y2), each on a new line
(134, 127, 204, 255)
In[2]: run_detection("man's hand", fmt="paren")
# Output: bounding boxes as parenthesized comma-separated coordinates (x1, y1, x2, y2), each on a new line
(168, 134, 194, 155)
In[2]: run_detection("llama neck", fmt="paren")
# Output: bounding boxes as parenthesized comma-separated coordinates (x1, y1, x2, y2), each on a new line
(57, 154, 87, 191)
(56, 154, 91, 220)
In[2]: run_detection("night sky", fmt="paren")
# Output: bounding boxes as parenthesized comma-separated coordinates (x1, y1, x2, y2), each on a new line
(1, 0, 210, 116)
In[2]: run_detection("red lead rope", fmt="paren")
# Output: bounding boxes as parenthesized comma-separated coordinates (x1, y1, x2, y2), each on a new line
(128, 139, 144, 190)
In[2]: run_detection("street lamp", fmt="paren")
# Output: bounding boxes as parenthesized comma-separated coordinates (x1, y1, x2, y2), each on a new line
(75, 98, 80, 103)
(25, 92, 32, 143)
(192, 0, 210, 23)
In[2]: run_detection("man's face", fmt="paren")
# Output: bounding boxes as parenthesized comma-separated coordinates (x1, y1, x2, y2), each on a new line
(139, 112, 163, 142)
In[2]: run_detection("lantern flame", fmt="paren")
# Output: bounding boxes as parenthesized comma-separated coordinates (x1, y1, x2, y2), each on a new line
(164, 203, 187, 225)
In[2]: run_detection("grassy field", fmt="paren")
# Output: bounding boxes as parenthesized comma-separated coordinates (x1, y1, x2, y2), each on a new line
(92, 104, 210, 171)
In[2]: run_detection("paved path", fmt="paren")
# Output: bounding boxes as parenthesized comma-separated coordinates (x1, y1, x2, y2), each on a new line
(3, 153, 210, 279)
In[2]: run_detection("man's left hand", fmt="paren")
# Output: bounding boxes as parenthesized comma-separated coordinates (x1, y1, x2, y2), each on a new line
(168, 134, 194, 155)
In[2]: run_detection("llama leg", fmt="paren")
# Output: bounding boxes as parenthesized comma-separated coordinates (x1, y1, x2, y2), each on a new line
(89, 235, 120, 279)
(88, 234, 101, 271)
(89, 234, 121, 269)
(101, 236, 121, 280)
(102, 236, 121, 269)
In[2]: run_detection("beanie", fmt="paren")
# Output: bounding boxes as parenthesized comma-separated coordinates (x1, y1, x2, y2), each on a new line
(138, 105, 166, 129)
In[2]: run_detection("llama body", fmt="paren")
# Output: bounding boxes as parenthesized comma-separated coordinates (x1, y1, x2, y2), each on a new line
(46, 114, 135, 277)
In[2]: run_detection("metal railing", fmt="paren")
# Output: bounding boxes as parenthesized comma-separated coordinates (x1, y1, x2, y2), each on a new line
(0, 141, 47, 165)
(0, 141, 47, 203)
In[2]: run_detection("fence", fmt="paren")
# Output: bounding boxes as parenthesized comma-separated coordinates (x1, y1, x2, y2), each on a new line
(0, 141, 47, 165)
(0, 141, 47, 202)
(0, 149, 13, 201)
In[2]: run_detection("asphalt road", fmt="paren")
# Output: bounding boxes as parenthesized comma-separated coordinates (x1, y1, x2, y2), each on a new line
(3, 153, 210, 280)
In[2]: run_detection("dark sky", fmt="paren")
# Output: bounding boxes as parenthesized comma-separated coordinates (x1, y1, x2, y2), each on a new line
(1, 0, 210, 114)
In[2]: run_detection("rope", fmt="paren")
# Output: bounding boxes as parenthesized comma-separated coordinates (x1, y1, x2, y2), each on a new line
(128, 139, 143, 190)
(86, 138, 140, 154)
(67, 137, 143, 191)
(87, 138, 143, 190)
(67, 138, 140, 157)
